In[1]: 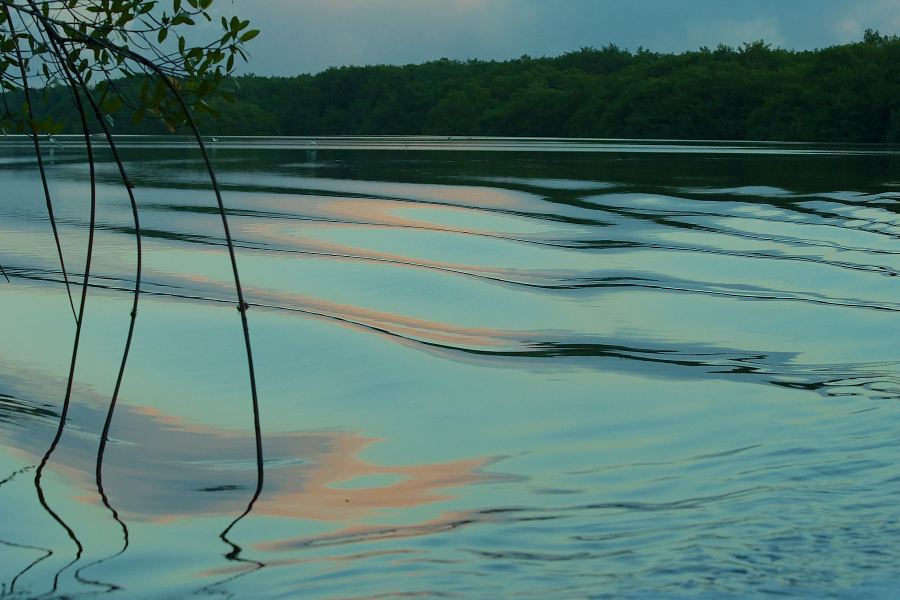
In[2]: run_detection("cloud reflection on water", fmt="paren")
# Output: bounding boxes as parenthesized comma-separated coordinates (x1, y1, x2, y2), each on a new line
(2, 390, 509, 528)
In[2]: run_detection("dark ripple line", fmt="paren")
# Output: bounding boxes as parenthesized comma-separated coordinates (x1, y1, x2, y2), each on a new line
(0, 394, 60, 427)
(58, 169, 614, 228)
(580, 277, 900, 313)
(17, 227, 896, 308)
(6, 266, 898, 378)
(294, 518, 479, 549)
(280, 487, 769, 551)
(564, 233, 900, 292)
(3, 267, 796, 377)
(595, 202, 900, 255)
(140, 201, 607, 249)
(8, 266, 900, 403)
(148, 190, 900, 262)
(145, 209, 900, 287)
(13, 200, 900, 295)
(468, 549, 599, 561)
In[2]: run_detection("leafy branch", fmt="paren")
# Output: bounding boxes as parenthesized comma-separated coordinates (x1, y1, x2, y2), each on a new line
(0, 0, 258, 133)
(0, 0, 265, 581)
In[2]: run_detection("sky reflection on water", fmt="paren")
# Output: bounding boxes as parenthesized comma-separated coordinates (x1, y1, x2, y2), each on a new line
(2, 137, 900, 598)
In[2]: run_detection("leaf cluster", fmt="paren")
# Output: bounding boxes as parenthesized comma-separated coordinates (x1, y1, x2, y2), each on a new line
(0, 0, 258, 134)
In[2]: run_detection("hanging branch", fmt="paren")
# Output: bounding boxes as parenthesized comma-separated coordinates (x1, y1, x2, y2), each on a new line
(44, 26, 138, 582)
(0, 0, 264, 575)
(34, 0, 264, 544)
(1, 3, 77, 321)
(3, 5, 88, 580)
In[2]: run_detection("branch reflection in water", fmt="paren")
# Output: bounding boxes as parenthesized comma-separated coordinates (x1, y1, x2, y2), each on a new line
(4, 138, 900, 598)
(3, 390, 510, 592)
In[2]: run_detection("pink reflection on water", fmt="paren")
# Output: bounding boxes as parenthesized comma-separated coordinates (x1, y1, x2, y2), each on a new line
(7, 394, 506, 526)
(138, 269, 548, 352)
(246, 222, 576, 285)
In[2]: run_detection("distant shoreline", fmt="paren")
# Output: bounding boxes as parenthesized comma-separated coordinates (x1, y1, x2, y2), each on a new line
(22, 31, 900, 143)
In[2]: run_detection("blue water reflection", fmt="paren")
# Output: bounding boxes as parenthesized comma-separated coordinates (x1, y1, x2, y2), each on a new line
(2, 137, 900, 599)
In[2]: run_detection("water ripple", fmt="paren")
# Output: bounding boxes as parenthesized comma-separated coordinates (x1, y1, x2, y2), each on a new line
(3, 139, 900, 599)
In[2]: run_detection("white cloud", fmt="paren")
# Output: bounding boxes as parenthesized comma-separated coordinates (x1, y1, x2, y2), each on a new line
(828, 1, 900, 42)
(835, 18, 863, 42)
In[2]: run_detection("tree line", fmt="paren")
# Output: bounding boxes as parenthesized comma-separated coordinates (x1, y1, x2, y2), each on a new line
(21, 29, 900, 142)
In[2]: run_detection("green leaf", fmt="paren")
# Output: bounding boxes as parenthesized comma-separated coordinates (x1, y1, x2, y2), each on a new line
(105, 96, 124, 113)
(239, 30, 259, 43)
(152, 81, 166, 103)
(158, 27, 168, 43)
(172, 12, 195, 26)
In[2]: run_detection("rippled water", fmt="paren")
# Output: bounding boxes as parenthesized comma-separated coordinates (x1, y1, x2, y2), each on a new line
(2, 137, 900, 599)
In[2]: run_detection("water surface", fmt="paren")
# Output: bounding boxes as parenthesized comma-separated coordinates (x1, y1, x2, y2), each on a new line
(2, 137, 900, 599)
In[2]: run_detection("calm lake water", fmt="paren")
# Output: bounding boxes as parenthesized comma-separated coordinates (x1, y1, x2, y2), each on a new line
(2, 136, 900, 599)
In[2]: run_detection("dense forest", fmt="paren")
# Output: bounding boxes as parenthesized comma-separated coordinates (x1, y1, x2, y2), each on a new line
(15, 29, 900, 142)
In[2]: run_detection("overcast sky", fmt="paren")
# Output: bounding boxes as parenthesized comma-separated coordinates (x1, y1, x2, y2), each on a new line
(216, 0, 900, 76)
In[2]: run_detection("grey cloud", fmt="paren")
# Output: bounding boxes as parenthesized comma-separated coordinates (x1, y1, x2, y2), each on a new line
(222, 0, 900, 76)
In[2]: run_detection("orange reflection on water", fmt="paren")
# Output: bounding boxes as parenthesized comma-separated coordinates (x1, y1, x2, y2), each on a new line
(247, 221, 573, 286)
(6, 395, 506, 526)
(257, 431, 497, 523)
(146, 268, 544, 352)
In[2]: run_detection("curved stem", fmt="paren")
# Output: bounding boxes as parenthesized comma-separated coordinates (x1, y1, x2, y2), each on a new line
(118, 41, 265, 551)
(152, 65, 264, 559)
(182, 85, 265, 556)
(2, 5, 77, 322)
(6, 0, 263, 566)
(16, 34, 99, 593)
(25, 0, 263, 503)
(3, 6, 87, 579)
(47, 28, 138, 582)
